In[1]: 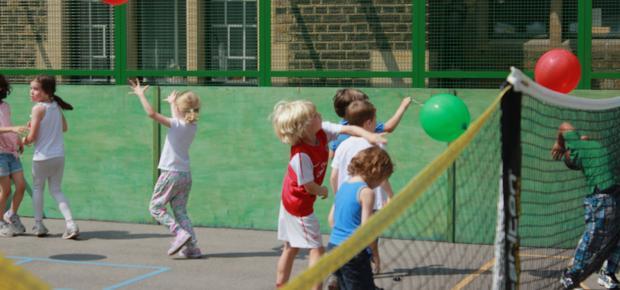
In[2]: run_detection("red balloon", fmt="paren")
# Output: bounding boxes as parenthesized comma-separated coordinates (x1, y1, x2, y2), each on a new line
(534, 49, 582, 94)
(102, 0, 128, 6)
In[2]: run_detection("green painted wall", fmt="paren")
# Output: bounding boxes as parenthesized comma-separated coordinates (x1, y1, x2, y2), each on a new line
(10, 84, 614, 243)
(8, 85, 496, 231)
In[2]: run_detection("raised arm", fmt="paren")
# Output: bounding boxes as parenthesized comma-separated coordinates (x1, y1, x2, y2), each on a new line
(129, 79, 171, 128)
(340, 125, 387, 146)
(22, 105, 45, 145)
(551, 122, 574, 160)
(383, 97, 412, 133)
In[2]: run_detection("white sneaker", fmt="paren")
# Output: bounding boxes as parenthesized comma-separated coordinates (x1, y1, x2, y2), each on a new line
(167, 230, 191, 256)
(32, 221, 49, 237)
(0, 221, 14, 237)
(598, 269, 620, 289)
(178, 246, 202, 259)
(3, 210, 26, 235)
(62, 223, 79, 240)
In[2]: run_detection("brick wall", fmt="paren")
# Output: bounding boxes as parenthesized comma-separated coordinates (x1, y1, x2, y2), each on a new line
(0, 0, 46, 69)
(272, 0, 412, 86)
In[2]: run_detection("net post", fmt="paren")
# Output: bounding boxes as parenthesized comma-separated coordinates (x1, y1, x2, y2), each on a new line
(447, 161, 456, 243)
(493, 84, 522, 290)
(447, 89, 458, 243)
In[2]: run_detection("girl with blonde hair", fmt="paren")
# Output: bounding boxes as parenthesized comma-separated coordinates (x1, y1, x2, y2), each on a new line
(130, 79, 202, 258)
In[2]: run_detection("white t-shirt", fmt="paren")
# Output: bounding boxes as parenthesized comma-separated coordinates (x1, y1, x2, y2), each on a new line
(331, 136, 388, 210)
(33, 102, 64, 161)
(158, 118, 197, 172)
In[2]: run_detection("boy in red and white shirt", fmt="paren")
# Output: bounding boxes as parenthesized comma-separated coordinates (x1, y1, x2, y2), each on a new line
(270, 100, 386, 290)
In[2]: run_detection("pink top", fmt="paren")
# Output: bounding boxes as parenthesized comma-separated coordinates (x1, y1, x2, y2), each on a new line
(0, 102, 20, 157)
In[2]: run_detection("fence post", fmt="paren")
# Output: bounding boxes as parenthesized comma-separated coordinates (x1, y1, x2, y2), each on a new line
(114, 5, 128, 85)
(259, 0, 272, 87)
(412, 0, 426, 88)
(577, 0, 592, 89)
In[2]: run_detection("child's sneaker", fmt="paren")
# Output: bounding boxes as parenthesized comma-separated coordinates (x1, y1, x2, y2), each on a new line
(178, 246, 202, 259)
(560, 270, 582, 290)
(0, 221, 14, 237)
(167, 230, 191, 256)
(62, 223, 79, 240)
(3, 210, 26, 235)
(598, 269, 620, 289)
(326, 274, 339, 290)
(32, 221, 49, 237)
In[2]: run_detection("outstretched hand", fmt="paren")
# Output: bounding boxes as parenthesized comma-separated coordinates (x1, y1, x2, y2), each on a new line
(401, 96, 412, 109)
(166, 90, 179, 104)
(10, 126, 28, 135)
(129, 78, 149, 96)
(369, 132, 388, 146)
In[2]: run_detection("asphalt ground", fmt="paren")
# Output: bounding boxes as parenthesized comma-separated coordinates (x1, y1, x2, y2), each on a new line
(0, 218, 604, 290)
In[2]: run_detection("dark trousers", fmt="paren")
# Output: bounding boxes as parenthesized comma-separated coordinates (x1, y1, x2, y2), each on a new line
(568, 192, 620, 282)
(328, 243, 376, 290)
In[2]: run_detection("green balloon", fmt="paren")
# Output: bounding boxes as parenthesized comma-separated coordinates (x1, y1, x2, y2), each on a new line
(419, 93, 471, 142)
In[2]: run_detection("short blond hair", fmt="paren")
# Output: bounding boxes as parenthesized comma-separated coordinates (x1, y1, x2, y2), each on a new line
(270, 100, 316, 145)
(176, 91, 201, 123)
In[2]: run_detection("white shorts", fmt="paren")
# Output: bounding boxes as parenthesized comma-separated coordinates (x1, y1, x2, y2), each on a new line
(277, 204, 323, 249)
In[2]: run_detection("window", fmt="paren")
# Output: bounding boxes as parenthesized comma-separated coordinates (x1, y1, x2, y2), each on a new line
(206, 0, 257, 84)
(66, 0, 115, 83)
(136, 0, 187, 71)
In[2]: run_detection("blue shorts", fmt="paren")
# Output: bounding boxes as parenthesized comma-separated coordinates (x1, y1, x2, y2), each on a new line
(0, 153, 23, 177)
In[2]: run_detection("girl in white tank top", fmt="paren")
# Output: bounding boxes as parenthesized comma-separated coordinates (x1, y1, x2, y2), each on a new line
(23, 75, 79, 240)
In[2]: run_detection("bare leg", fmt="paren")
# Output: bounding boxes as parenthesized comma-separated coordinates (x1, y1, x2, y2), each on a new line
(308, 246, 325, 290)
(370, 239, 381, 274)
(9, 171, 26, 214)
(0, 176, 10, 218)
(276, 242, 300, 287)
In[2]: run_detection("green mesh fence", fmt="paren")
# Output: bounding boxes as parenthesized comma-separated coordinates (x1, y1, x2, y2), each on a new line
(592, 0, 620, 75)
(1, 1, 620, 88)
(380, 104, 501, 244)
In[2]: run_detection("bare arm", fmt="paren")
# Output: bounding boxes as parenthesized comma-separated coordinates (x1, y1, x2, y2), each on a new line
(61, 111, 68, 132)
(551, 122, 574, 160)
(328, 205, 335, 228)
(129, 79, 171, 128)
(381, 180, 394, 204)
(303, 181, 328, 199)
(165, 90, 181, 119)
(330, 168, 339, 195)
(383, 97, 412, 133)
(0, 126, 27, 134)
(359, 187, 375, 225)
(23, 105, 45, 145)
(340, 125, 387, 146)
(328, 169, 339, 227)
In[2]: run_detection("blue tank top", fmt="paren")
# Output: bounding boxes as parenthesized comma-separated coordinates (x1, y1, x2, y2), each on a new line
(329, 119, 385, 151)
(329, 181, 368, 246)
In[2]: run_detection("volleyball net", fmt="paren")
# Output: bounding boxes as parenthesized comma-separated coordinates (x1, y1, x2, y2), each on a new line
(284, 68, 620, 290)
(0, 254, 49, 290)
